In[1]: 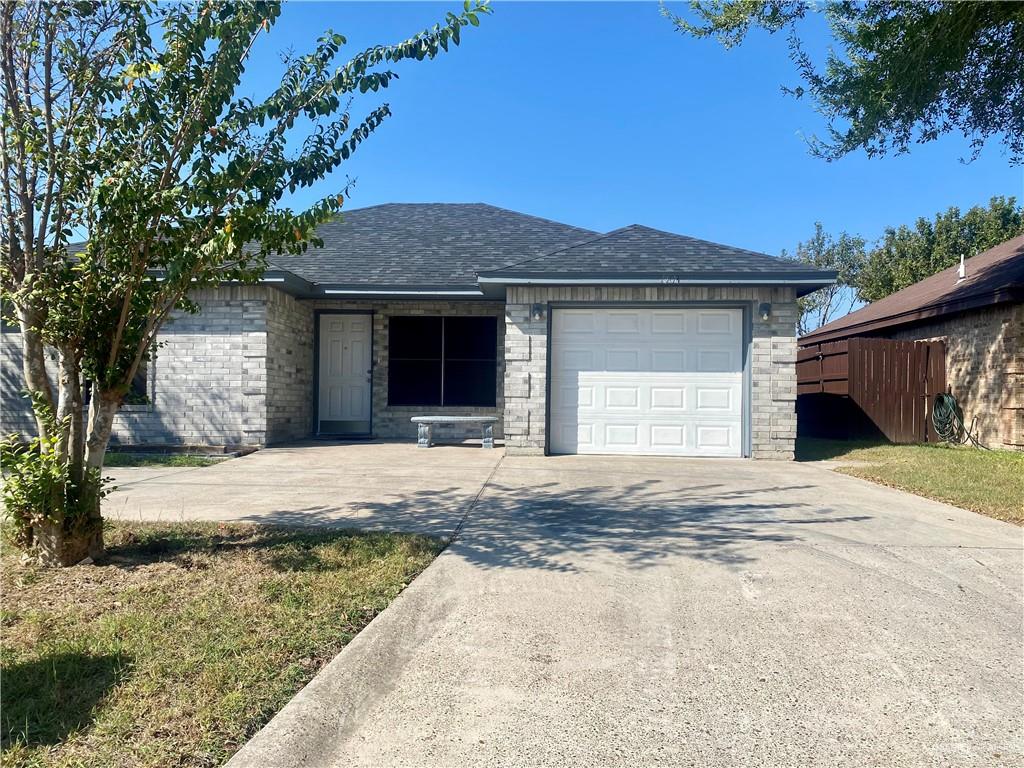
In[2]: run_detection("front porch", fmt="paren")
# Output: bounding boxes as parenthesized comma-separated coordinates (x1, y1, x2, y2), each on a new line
(266, 293, 506, 445)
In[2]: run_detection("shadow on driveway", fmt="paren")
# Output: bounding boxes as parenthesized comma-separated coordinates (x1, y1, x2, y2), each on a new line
(237, 473, 871, 571)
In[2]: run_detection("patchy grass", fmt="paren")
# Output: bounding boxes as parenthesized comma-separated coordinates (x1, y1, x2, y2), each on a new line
(102, 452, 222, 468)
(797, 438, 1024, 525)
(1, 522, 443, 767)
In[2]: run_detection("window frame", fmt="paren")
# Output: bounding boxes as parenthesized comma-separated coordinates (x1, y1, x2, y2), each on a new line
(387, 315, 498, 408)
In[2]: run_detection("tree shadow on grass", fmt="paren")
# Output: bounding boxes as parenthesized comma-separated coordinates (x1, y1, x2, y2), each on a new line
(1, 652, 126, 749)
(99, 523, 436, 575)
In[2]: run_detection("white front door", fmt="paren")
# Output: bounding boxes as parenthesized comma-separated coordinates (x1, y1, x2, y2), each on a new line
(318, 314, 372, 434)
(549, 307, 745, 457)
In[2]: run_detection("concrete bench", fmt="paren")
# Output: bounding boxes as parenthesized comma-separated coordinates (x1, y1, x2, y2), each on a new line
(411, 416, 498, 448)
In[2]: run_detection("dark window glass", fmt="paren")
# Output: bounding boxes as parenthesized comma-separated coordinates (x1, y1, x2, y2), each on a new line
(444, 317, 497, 361)
(387, 316, 497, 407)
(443, 360, 497, 407)
(388, 360, 442, 405)
(389, 316, 442, 359)
(389, 317, 443, 406)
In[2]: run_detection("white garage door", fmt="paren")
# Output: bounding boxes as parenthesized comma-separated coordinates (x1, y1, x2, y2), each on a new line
(549, 307, 744, 457)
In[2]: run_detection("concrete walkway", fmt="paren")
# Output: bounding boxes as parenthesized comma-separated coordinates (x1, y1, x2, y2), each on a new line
(212, 450, 1024, 768)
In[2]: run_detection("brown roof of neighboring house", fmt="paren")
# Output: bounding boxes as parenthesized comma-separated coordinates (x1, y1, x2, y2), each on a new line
(799, 234, 1024, 345)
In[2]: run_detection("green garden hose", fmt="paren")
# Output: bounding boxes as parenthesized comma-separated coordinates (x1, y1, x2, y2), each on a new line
(932, 392, 986, 449)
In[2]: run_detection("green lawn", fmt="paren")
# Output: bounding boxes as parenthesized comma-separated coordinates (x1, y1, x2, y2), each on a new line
(1, 522, 443, 768)
(102, 452, 223, 468)
(797, 438, 1024, 525)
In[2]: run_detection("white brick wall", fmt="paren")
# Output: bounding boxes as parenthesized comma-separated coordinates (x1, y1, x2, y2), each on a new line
(266, 290, 315, 443)
(111, 287, 271, 447)
(504, 285, 799, 459)
(0, 327, 37, 437)
(1, 292, 507, 447)
(2, 284, 799, 457)
(1, 286, 272, 448)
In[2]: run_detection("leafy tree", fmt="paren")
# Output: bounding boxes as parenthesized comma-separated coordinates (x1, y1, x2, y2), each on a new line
(0, 0, 488, 565)
(783, 223, 866, 335)
(664, 1, 1024, 163)
(857, 196, 1024, 301)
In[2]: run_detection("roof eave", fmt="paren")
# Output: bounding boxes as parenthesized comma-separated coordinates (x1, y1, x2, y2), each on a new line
(477, 272, 836, 297)
(136, 268, 317, 297)
(250, 276, 495, 300)
(256, 270, 316, 297)
(800, 285, 1024, 344)
(319, 284, 490, 300)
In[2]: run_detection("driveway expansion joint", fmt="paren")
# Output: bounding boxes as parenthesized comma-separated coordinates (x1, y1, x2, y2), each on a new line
(448, 453, 505, 545)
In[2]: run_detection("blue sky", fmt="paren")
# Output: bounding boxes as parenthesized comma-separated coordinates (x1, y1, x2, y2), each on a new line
(247, 1, 1022, 257)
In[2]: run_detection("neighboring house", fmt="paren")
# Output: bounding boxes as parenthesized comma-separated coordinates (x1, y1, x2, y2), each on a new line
(0, 203, 835, 459)
(799, 235, 1024, 450)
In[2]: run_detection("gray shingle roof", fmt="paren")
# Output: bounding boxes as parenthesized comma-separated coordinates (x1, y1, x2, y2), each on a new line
(479, 224, 828, 279)
(267, 203, 596, 288)
(65, 205, 834, 294)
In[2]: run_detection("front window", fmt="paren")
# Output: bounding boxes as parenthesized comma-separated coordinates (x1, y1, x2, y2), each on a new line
(123, 361, 151, 405)
(388, 316, 497, 407)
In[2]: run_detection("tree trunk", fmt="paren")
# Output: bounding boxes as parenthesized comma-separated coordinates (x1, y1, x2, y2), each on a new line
(85, 386, 119, 472)
(29, 385, 116, 566)
(80, 387, 121, 551)
(55, 348, 85, 475)
(17, 303, 54, 440)
(32, 515, 104, 567)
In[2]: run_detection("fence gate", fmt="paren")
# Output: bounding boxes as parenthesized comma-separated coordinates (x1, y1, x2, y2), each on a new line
(797, 337, 947, 443)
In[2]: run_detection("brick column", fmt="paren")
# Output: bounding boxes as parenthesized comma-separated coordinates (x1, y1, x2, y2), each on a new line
(503, 289, 547, 454)
(750, 290, 797, 459)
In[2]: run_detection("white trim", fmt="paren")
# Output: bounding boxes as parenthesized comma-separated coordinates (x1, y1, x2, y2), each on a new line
(323, 289, 484, 296)
(177, 276, 286, 283)
(477, 276, 835, 286)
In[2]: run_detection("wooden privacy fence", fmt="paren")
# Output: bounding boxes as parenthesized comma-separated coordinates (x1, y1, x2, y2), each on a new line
(797, 337, 946, 443)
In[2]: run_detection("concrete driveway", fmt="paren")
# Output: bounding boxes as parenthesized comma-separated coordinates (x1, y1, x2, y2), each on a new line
(111, 445, 1023, 767)
(105, 441, 502, 537)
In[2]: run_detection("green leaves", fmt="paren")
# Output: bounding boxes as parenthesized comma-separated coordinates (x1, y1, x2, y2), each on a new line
(857, 196, 1024, 302)
(122, 59, 163, 81)
(668, 1, 1024, 163)
(2, 0, 488, 434)
(789, 196, 1023, 334)
(785, 222, 867, 335)
(664, 1, 807, 48)
(1, 400, 111, 549)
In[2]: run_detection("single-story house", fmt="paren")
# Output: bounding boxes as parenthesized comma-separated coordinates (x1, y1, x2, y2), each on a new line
(798, 234, 1024, 450)
(1, 203, 835, 459)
